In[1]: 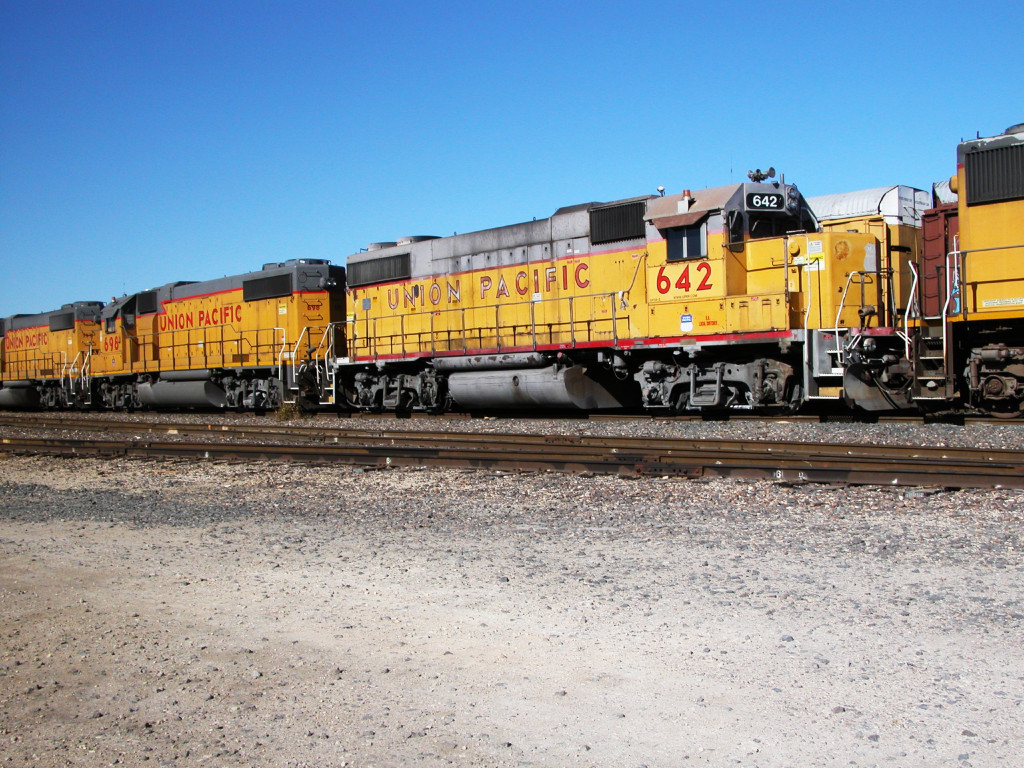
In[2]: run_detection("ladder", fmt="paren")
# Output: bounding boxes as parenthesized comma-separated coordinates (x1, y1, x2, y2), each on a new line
(911, 323, 955, 399)
(908, 246, 961, 402)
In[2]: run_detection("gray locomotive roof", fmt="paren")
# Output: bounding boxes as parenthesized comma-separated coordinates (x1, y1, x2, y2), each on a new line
(348, 193, 668, 270)
(102, 283, 195, 320)
(347, 182, 809, 277)
(101, 259, 341, 320)
(347, 206, 596, 267)
(3, 302, 103, 330)
(166, 259, 339, 299)
(807, 186, 930, 227)
(958, 123, 1024, 163)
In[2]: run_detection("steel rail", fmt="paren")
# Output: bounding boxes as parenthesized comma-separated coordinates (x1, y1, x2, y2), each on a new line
(0, 413, 1020, 467)
(2, 430, 1022, 489)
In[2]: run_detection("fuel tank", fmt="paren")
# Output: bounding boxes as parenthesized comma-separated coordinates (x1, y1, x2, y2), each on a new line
(433, 352, 549, 372)
(447, 364, 624, 410)
(0, 382, 40, 409)
(137, 380, 228, 408)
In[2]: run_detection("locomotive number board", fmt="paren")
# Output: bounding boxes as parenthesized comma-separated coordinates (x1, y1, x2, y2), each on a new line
(745, 192, 785, 211)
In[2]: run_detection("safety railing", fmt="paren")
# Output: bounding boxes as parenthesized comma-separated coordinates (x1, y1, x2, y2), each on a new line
(62, 349, 93, 405)
(117, 325, 286, 374)
(344, 292, 628, 362)
(904, 261, 921, 361)
(3, 350, 63, 382)
(939, 236, 1024, 321)
(281, 323, 342, 404)
(828, 270, 878, 368)
(943, 241, 963, 321)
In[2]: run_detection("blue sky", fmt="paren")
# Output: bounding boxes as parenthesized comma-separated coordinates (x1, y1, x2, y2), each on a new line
(1, 0, 1021, 315)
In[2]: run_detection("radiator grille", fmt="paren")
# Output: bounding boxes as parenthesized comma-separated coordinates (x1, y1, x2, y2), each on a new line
(965, 142, 1024, 205)
(243, 274, 294, 302)
(136, 291, 159, 315)
(347, 253, 411, 287)
(49, 312, 74, 332)
(590, 201, 647, 245)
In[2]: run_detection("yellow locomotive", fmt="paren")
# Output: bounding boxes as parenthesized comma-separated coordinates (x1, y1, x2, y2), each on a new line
(828, 124, 1024, 418)
(3, 126, 1021, 417)
(90, 259, 346, 410)
(339, 177, 887, 414)
(920, 123, 1024, 417)
(0, 302, 102, 408)
(0, 259, 346, 411)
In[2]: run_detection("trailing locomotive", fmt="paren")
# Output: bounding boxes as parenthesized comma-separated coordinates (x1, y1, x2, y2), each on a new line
(935, 124, 1024, 418)
(1, 259, 346, 411)
(2, 125, 1022, 417)
(0, 302, 102, 408)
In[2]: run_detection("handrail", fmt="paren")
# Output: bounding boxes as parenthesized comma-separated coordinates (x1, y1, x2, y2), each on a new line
(350, 291, 625, 361)
(949, 240, 1024, 257)
(281, 323, 343, 405)
(60, 349, 93, 403)
(940, 235, 1024, 319)
(943, 238, 962, 322)
(923, 238, 963, 385)
(802, 258, 814, 384)
(120, 323, 290, 374)
(61, 351, 79, 389)
(832, 271, 876, 366)
(310, 323, 337, 380)
(904, 261, 921, 362)
(270, 326, 288, 387)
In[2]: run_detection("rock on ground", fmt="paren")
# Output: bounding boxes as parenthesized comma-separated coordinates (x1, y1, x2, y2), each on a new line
(1, 454, 1023, 767)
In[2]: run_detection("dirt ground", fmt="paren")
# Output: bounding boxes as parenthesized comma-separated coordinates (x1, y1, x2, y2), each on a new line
(1, 455, 1022, 767)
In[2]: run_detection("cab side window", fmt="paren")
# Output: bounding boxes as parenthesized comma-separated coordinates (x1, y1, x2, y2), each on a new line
(666, 222, 707, 262)
(726, 210, 745, 253)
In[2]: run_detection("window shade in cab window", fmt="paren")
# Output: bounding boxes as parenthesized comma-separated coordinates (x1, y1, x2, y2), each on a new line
(666, 222, 707, 261)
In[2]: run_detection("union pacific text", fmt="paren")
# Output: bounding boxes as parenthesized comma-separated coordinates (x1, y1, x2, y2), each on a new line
(157, 305, 243, 332)
(384, 263, 591, 310)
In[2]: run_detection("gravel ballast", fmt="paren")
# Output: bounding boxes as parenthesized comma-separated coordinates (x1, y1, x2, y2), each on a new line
(1, 416, 1023, 767)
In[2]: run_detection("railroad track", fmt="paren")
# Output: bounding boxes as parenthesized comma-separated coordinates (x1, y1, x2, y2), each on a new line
(1, 415, 1022, 490)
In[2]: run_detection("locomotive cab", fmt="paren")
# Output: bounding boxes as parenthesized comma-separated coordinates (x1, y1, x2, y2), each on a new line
(639, 182, 885, 413)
